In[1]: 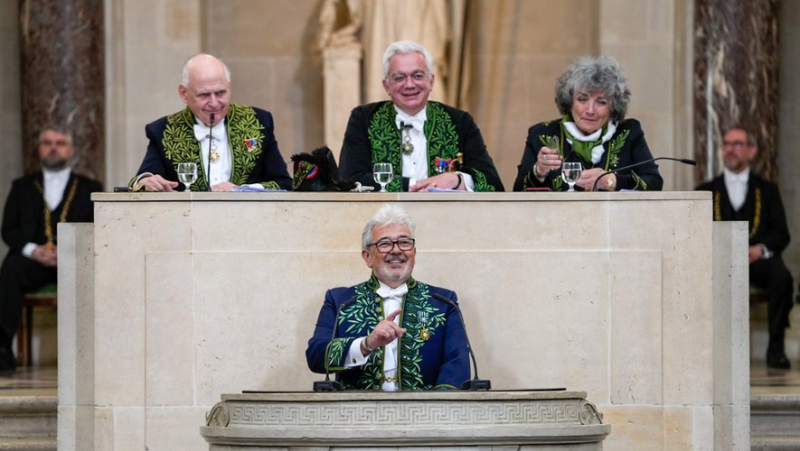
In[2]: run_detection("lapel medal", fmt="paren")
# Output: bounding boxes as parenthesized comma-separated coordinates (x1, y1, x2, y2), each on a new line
(245, 138, 258, 153)
(209, 140, 220, 163)
(418, 310, 430, 341)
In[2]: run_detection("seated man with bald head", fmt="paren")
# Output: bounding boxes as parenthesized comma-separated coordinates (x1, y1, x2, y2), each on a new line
(130, 54, 292, 192)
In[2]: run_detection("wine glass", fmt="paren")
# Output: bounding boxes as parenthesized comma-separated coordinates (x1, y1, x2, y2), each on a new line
(561, 162, 583, 192)
(177, 162, 198, 191)
(373, 163, 393, 192)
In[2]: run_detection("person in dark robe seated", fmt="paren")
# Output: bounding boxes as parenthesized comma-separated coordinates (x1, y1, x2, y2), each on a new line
(129, 53, 291, 192)
(339, 40, 504, 192)
(696, 126, 794, 369)
(514, 56, 663, 192)
(306, 205, 470, 390)
(0, 128, 102, 374)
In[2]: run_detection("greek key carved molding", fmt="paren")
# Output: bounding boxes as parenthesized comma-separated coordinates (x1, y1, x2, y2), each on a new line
(227, 400, 583, 427)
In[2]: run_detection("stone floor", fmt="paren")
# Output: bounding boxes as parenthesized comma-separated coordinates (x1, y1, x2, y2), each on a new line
(0, 367, 57, 393)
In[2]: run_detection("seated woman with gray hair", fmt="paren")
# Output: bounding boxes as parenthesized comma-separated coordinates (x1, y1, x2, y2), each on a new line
(513, 56, 662, 191)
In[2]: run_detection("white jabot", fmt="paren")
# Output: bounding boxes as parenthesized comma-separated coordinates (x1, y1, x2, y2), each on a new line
(193, 118, 232, 186)
(376, 283, 409, 299)
(42, 167, 71, 211)
(562, 121, 618, 164)
(395, 106, 429, 184)
(377, 281, 407, 391)
(723, 167, 750, 211)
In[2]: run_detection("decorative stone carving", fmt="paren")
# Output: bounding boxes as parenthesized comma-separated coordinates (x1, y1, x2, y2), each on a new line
(201, 390, 610, 448)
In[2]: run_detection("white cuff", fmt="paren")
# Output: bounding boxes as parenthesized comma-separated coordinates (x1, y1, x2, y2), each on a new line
(345, 337, 370, 368)
(758, 244, 774, 260)
(460, 172, 475, 192)
(131, 172, 154, 187)
(22, 243, 38, 258)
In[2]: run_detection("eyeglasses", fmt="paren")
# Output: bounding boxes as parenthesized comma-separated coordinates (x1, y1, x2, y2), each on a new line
(722, 140, 746, 148)
(368, 238, 416, 253)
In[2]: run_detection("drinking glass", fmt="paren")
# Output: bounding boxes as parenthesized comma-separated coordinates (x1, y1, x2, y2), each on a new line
(177, 162, 198, 191)
(373, 163, 393, 192)
(561, 162, 583, 192)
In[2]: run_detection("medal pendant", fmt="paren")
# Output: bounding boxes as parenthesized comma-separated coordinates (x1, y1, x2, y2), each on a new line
(210, 150, 220, 163)
(420, 328, 430, 341)
(402, 141, 414, 155)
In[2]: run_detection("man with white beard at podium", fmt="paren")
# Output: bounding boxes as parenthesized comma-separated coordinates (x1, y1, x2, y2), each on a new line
(306, 204, 470, 390)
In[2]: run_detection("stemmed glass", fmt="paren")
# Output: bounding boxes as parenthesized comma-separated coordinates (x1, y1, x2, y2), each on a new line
(177, 162, 198, 191)
(373, 163, 393, 192)
(561, 162, 583, 192)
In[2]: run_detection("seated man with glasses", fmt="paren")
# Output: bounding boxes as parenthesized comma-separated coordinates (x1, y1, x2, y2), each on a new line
(696, 126, 794, 369)
(306, 204, 470, 390)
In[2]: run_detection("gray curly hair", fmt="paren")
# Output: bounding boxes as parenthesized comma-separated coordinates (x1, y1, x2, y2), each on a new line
(554, 56, 630, 122)
(361, 204, 416, 250)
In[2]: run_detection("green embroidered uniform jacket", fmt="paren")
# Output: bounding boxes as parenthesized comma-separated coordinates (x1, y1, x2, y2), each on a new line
(131, 104, 292, 191)
(339, 101, 504, 192)
(514, 118, 663, 191)
(306, 276, 471, 390)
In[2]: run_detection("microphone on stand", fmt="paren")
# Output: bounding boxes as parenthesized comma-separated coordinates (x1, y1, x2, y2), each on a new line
(313, 296, 357, 392)
(592, 157, 696, 192)
(207, 113, 216, 191)
(431, 293, 491, 391)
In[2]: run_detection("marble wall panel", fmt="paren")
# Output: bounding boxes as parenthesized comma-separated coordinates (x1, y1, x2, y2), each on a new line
(189, 196, 612, 254)
(112, 407, 144, 450)
(713, 404, 750, 450)
(712, 222, 750, 406)
(144, 406, 209, 450)
(693, 0, 780, 182)
(608, 252, 662, 405)
(57, 224, 95, 407)
(20, 0, 105, 182)
(608, 196, 714, 405)
(145, 253, 194, 406)
(92, 201, 192, 406)
(0, 1, 22, 259)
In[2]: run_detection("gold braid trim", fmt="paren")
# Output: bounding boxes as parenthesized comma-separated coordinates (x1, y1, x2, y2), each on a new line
(713, 188, 761, 239)
(35, 179, 78, 244)
(750, 188, 761, 239)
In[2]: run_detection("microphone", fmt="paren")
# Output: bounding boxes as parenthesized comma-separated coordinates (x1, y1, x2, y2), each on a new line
(313, 296, 358, 392)
(207, 113, 216, 191)
(592, 157, 696, 192)
(431, 293, 491, 391)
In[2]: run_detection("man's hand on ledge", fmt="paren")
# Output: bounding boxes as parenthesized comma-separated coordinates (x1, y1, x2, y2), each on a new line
(211, 181, 236, 192)
(410, 172, 463, 192)
(137, 174, 179, 192)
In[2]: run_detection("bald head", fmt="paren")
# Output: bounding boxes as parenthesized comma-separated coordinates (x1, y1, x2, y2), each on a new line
(178, 54, 231, 127)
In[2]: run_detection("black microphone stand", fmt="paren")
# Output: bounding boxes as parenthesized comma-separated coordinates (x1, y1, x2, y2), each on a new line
(313, 297, 357, 392)
(206, 113, 216, 191)
(592, 157, 696, 192)
(431, 293, 491, 390)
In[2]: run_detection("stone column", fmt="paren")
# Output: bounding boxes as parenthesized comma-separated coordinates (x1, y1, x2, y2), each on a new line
(693, 0, 780, 182)
(322, 44, 362, 161)
(20, 0, 104, 182)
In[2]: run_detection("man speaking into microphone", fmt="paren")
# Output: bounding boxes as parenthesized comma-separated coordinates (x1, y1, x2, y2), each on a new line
(306, 204, 470, 390)
(129, 54, 292, 192)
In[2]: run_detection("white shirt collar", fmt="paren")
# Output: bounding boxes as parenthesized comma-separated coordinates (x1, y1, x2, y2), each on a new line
(723, 167, 750, 184)
(394, 105, 427, 130)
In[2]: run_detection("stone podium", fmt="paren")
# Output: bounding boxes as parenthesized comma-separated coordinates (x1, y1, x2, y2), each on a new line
(56, 192, 749, 450)
(201, 390, 609, 449)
